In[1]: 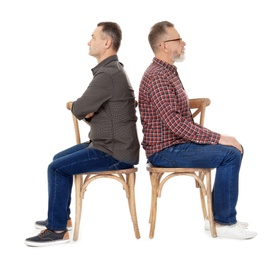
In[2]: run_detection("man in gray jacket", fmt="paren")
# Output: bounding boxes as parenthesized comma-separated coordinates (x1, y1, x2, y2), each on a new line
(25, 22, 140, 247)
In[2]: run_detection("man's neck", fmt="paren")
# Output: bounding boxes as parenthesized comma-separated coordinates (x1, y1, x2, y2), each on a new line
(155, 54, 174, 65)
(97, 51, 117, 63)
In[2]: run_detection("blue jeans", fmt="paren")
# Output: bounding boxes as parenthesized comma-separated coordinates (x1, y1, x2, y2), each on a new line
(46, 141, 133, 230)
(148, 142, 243, 225)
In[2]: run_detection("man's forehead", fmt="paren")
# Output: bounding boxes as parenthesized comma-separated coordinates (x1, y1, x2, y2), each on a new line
(92, 26, 102, 37)
(166, 27, 180, 37)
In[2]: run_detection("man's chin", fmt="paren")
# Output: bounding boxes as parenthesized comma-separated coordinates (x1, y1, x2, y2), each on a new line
(171, 52, 185, 63)
(174, 56, 185, 62)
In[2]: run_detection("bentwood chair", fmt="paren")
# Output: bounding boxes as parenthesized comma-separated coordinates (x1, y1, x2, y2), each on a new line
(67, 104, 140, 241)
(147, 98, 217, 238)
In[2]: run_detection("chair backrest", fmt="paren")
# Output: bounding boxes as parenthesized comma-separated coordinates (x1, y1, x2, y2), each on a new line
(71, 114, 81, 144)
(189, 98, 211, 126)
(67, 103, 89, 145)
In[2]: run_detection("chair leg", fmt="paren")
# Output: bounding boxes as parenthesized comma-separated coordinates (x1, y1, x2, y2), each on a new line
(198, 172, 207, 219)
(149, 172, 158, 239)
(73, 175, 83, 241)
(205, 171, 217, 237)
(127, 173, 140, 239)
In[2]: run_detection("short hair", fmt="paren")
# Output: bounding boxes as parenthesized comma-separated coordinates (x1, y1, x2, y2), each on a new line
(97, 22, 122, 52)
(148, 21, 174, 53)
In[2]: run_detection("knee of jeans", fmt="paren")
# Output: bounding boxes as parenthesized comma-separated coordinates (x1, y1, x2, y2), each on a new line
(230, 147, 243, 162)
(47, 162, 55, 173)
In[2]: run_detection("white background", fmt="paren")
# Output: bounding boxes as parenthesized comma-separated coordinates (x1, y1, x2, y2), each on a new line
(0, 0, 279, 259)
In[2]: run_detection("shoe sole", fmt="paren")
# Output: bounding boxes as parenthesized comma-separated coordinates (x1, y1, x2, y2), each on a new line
(215, 233, 257, 239)
(25, 238, 70, 247)
(35, 224, 72, 231)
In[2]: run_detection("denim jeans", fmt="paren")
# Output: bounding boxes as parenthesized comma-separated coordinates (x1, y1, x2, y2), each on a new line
(46, 141, 133, 230)
(148, 142, 243, 225)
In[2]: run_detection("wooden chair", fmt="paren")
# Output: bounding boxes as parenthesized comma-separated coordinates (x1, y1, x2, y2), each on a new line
(147, 98, 217, 238)
(67, 104, 140, 241)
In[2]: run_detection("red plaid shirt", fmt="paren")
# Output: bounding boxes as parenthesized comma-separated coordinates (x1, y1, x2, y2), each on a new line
(139, 58, 220, 158)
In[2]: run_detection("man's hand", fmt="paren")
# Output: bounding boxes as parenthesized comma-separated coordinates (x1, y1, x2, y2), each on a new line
(66, 101, 73, 110)
(66, 101, 94, 120)
(85, 112, 94, 118)
(218, 135, 243, 153)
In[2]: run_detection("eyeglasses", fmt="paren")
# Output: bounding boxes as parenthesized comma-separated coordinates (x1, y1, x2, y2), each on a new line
(163, 38, 182, 43)
(159, 38, 182, 46)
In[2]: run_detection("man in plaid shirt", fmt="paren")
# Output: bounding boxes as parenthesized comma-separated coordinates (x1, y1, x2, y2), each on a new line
(138, 21, 257, 240)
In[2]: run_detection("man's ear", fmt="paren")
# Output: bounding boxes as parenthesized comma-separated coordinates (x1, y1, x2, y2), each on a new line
(162, 43, 169, 53)
(104, 37, 113, 49)
(159, 42, 168, 53)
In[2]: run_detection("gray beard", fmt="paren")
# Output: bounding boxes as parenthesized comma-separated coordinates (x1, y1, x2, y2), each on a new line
(173, 53, 185, 63)
(170, 53, 185, 62)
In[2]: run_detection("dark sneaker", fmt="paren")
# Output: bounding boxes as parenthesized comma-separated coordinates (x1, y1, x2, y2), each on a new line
(25, 229, 70, 247)
(35, 218, 73, 231)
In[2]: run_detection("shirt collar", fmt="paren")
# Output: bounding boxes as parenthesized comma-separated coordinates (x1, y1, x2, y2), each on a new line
(153, 57, 178, 75)
(92, 55, 119, 75)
